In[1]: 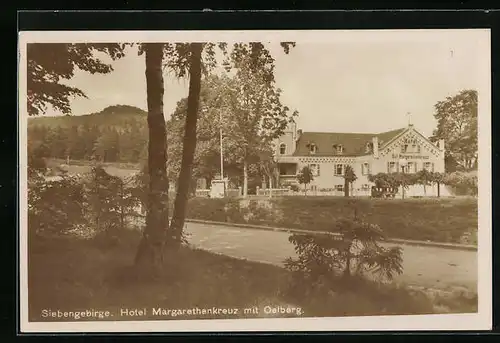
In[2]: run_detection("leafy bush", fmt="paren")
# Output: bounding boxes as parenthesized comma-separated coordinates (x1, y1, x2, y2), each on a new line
(283, 216, 403, 297)
(445, 172, 478, 196)
(28, 173, 87, 237)
(28, 166, 142, 240)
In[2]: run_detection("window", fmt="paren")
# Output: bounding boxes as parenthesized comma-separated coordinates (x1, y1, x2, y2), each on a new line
(406, 162, 416, 173)
(309, 144, 317, 154)
(334, 164, 344, 176)
(361, 162, 371, 175)
(309, 164, 320, 176)
(335, 184, 344, 192)
(388, 161, 397, 173)
(336, 144, 344, 154)
(401, 144, 408, 153)
(361, 184, 371, 190)
(424, 162, 434, 171)
(279, 143, 286, 155)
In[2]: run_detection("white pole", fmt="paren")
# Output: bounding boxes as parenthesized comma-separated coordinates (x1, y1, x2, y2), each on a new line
(220, 110, 224, 180)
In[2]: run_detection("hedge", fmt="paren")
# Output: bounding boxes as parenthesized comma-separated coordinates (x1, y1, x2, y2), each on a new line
(178, 197, 478, 245)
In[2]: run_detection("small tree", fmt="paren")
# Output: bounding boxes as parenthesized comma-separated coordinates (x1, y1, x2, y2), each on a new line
(431, 172, 446, 197)
(414, 169, 433, 196)
(28, 174, 86, 238)
(85, 166, 123, 234)
(297, 166, 314, 195)
(343, 165, 357, 197)
(284, 204, 403, 297)
(368, 172, 414, 198)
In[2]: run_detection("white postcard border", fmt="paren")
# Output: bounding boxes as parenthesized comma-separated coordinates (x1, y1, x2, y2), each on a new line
(18, 29, 492, 333)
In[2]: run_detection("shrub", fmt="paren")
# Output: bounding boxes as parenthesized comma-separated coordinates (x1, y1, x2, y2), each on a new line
(283, 215, 403, 298)
(28, 174, 87, 237)
(445, 172, 478, 196)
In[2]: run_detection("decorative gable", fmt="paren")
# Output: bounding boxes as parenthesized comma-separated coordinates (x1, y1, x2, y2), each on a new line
(379, 127, 441, 159)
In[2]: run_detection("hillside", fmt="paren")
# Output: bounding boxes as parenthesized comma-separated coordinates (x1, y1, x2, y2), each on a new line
(28, 105, 148, 129)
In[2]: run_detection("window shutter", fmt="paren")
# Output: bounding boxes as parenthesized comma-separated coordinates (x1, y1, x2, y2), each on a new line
(387, 162, 390, 173)
(317, 164, 321, 176)
(432, 163, 435, 172)
(396, 162, 400, 173)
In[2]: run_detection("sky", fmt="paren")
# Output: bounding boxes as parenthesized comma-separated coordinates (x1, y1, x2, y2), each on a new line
(44, 30, 486, 138)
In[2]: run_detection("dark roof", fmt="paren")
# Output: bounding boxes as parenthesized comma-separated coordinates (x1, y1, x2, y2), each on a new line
(293, 127, 407, 157)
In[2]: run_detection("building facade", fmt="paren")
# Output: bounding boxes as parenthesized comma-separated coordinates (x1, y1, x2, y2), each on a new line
(273, 121, 449, 197)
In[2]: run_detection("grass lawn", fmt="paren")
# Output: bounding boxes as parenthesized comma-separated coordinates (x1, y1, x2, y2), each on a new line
(27, 230, 476, 323)
(182, 196, 478, 245)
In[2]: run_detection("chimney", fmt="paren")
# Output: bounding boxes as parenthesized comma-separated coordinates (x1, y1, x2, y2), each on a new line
(438, 139, 445, 158)
(296, 129, 302, 141)
(372, 136, 379, 158)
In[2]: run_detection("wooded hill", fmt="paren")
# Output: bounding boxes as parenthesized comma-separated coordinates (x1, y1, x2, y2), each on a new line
(27, 105, 148, 129)
(28, 105, 150, 164)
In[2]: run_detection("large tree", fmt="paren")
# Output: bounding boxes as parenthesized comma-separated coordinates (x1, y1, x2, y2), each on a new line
(27, 43, 127, 116)
(169, 43, 203, 246)
(134, 43, 169, 273)
(430, 89, 478, 171)
(167, 42, 297, 245)
(208, 59, 298, 197)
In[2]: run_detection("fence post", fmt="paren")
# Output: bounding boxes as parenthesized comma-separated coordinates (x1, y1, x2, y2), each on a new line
(256, 186, 260, 196)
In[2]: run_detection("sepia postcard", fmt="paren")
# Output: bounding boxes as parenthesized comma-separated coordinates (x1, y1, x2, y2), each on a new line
(18, 29, 492, 333)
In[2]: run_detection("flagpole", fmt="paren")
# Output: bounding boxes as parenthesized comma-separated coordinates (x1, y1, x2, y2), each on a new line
(220, 110, 224, 180)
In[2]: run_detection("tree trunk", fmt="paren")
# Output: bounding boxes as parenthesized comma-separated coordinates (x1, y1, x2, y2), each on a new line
(437, 182, 441, 197)
(134, 43, 169, 275)
(120, 181, 124, 230)
(243, 160, 248, 197)
(343, 252, 351, 279)
(268, 175, 272, 198)
(423, 183, 427, 196)
(169, 43, 203, 247)
(344, 179, 349, 197)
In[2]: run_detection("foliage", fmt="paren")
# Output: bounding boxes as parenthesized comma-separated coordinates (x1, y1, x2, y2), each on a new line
(430, 89, 478, 171)
(367, 172, 414, 190)
(28, 165, 142, 241)
(342, 165, 357, 197)
(284, 213, 403, 297)
(28, 105, 148, 163)
(444, 171, 478, 196)
(297, 166, 314, 195)
(27, 43, 127, 116)
(85, 166, 140, 237)
(166, 70, 297, 196)
(413, 169, 434, 196)
(28, 173, 87, 237)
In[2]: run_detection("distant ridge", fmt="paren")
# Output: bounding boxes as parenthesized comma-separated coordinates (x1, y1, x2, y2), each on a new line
(28, 104, 148, 128)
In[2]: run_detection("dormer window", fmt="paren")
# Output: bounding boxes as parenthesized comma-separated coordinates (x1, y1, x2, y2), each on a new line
(279, 143, 286, 155)
(365, 142, 373, 153)
(333, 144, 344, 154)
(309, 144, 317, 154)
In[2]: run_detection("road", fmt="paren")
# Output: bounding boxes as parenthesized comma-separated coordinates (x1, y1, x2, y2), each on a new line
(184, 222, 478, 292)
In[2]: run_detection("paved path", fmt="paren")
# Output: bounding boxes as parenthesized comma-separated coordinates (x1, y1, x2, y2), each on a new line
(184, 222, 478, 292)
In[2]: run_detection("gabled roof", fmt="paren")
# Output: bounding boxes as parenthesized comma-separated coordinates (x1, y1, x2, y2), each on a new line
(293, 127, 407, 157)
